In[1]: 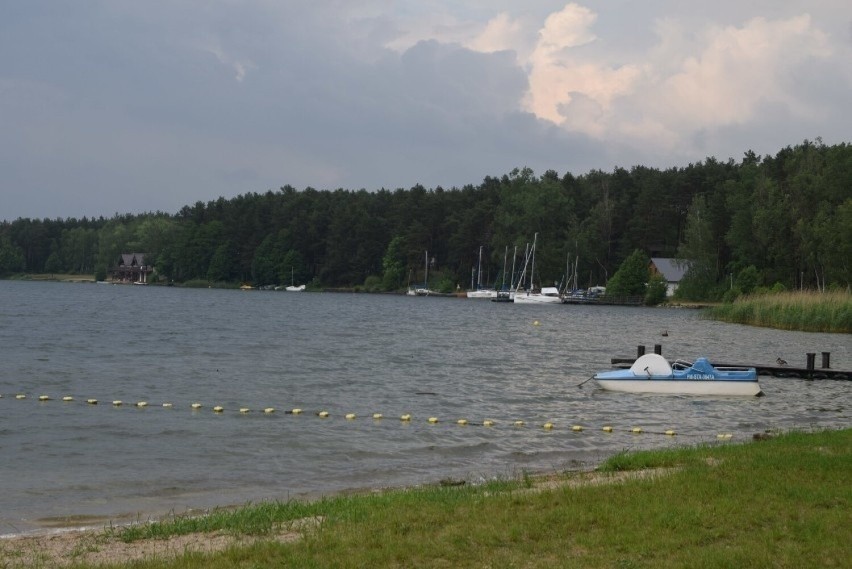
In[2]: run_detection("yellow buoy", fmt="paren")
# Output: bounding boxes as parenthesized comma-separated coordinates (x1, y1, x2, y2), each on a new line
(112, 400, 123, 406)
(213, 406, 224, 413)
(513, 420, 525, 427)
(543, 422, 554, 430)
(16, 394, 26, 399)
(602, 425, 613, 432)
(38, 395, 51, 401)
(400, 414, 412, 421)
(240, 408, 251, 413)
(533, 320, 540, 326)
(135, 401, 148, 407)
(457, 419, 468, 426)
(345, 413, 356, 420)
(191, 403, 202, 409)
(291, 408, 302, 415)
(62, 396, 74, 402)
(571, 425, 583, 432)
(263, 407, 275, 414)
(163, 402, 173, 408)
(665, 430, 677, 436)
(318, 411, 329, 418)
(631, 427, 643, 434)
(87, 399, 98, 405)
(483, 419, 495, 427)
(372, 413, 383, 420)
(428, 417, 439, 424)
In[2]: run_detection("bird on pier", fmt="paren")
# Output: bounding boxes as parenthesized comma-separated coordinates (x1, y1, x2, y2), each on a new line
(776, 357, 788, 366)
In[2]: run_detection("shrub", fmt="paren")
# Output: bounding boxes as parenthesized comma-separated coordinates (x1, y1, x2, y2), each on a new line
(645, 274, 667, 305)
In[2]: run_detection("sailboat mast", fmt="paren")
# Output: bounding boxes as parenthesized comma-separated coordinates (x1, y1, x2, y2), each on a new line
(501, 246, 508, 290)
(476, 246, 483, 289)
(574, 255, 579, 290)
(516, 242, 531, 292)
(510, 245, 517, 289)
(530, 233, 538, 291)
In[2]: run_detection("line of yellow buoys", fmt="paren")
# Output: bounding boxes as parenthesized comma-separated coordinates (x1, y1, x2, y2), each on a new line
(0, 393, 737, 439)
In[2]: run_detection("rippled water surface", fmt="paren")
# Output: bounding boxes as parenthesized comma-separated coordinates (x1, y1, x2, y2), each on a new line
(1, 280, 849, 534)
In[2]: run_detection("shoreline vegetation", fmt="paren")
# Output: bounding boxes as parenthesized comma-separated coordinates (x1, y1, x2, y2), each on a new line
(703, 291, 852, 334)
(1, 428, 848, 568)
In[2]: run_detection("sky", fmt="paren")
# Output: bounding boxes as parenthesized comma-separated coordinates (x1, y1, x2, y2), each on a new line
(2, 1, 851, 221)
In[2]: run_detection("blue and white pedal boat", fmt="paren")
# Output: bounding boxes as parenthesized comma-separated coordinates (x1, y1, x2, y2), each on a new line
(594, 354, 761, 396)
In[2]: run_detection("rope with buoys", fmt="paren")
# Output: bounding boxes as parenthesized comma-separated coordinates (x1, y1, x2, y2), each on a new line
(1, 393, 744, 439)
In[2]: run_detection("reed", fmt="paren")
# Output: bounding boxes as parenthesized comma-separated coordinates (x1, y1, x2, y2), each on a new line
(74, 429, 850, 569)
(704, 290, 852, 333)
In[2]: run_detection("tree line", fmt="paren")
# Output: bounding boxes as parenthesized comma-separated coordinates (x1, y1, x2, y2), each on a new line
(1, 139, 849, 300)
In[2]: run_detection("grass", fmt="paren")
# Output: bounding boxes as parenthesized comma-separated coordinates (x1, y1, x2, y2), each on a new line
(704, 291, 852, 333)
(53, 428, 851, 568)
(6, 273, 95, 283)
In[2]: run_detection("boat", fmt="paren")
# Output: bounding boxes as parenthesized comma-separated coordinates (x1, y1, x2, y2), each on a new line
(407, 251, 434, 296)
(285, 268, 305, 291)
(466, 246, 497, 299)
(513, 286, 562, 304)
(511, 234, 562, 304)
(593, 354, 761, 396)
(492, 246, 516, 302)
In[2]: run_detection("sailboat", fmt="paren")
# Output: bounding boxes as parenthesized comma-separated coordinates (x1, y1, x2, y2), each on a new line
(466, 246, 497, 299)
(492, 245, 515, 302)
(285, 267, 305, 291)
(513, 233, 562, 304)
(407, 251, 433, 296)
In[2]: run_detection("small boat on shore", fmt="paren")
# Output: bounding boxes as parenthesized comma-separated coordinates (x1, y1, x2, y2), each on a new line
(593, 354, 761, 396)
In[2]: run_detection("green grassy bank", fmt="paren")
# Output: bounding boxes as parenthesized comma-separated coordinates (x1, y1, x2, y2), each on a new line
(28, 428, 848, 568)
(5, 273, 96, 283)
(703, 291, 852, 333)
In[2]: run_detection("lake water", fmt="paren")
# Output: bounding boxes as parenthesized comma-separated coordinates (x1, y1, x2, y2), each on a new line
(1, 280, 849, 535)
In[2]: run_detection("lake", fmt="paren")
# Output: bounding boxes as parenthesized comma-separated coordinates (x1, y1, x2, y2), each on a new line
(0, 280, 849, 535)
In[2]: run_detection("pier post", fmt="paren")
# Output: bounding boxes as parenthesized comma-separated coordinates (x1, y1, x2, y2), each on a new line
(806, 353, 816, 379)
(637, 345, 645, 358)
(654, 344, 662, 355)
(821, 352, 831, 369)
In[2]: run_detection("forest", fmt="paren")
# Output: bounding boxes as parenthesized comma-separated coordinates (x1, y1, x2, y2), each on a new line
(1, 139, 850, 301)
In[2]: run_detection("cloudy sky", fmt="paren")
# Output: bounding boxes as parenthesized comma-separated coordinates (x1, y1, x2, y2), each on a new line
(2, 1, 850, 221)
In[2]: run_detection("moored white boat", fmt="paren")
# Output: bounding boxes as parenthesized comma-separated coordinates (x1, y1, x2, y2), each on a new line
(284, 268, 305, 291)
(466, 246, 497, 298)
(513, 286, 562, 304)
(467, 288, 497, 299)
(593, 354, 761, 396)
(408, 251, 435, 296)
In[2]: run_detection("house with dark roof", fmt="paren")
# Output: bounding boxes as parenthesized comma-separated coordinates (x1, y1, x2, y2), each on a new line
(649, 257, 691, 297)
(112, 253, 153, 283)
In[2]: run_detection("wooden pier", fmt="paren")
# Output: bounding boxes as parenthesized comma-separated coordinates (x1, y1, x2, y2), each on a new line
(611, 346, 850, 380)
